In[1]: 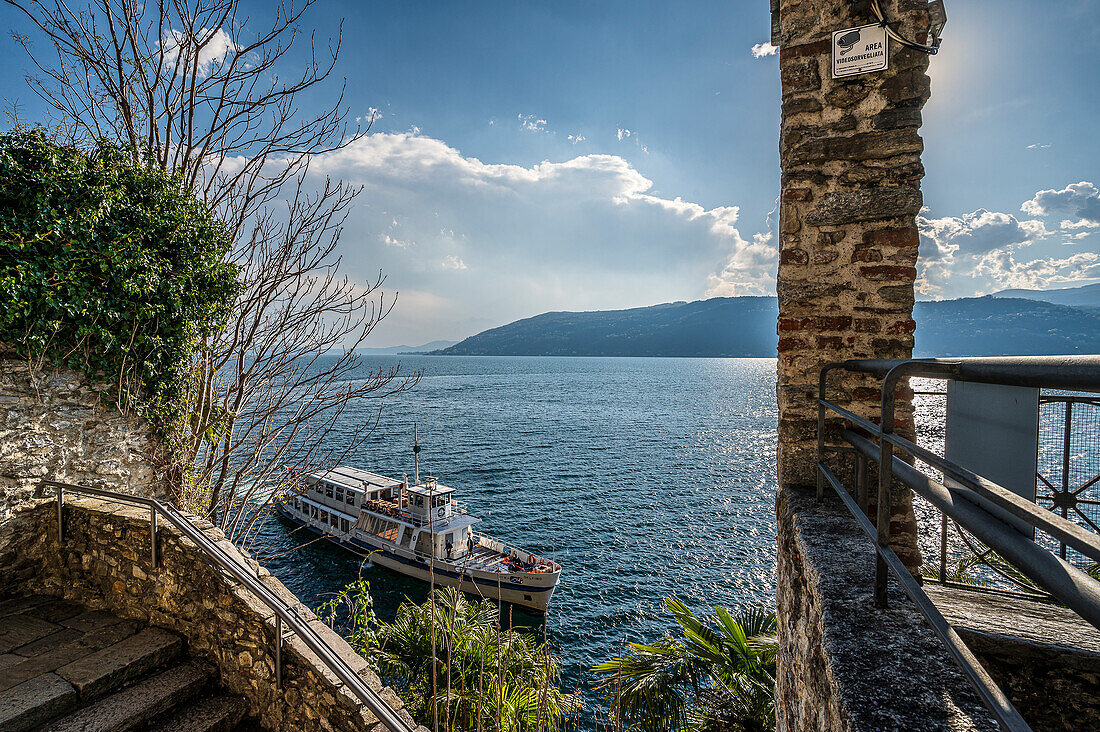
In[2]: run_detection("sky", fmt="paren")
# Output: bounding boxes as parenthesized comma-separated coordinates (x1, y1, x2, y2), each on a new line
(2, 1, 1099, 346)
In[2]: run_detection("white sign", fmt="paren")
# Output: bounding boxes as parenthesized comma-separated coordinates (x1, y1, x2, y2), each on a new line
(831, 23, 889, 78)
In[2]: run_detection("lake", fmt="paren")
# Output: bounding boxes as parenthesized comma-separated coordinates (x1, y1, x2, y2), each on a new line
(254, 355, 779, 720)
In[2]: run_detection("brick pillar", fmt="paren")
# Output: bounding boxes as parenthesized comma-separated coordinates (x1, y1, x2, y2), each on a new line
(775, 0, 932, 569)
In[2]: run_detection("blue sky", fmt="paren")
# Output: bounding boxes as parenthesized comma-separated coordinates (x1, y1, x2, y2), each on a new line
(2, 0, 1098, 345)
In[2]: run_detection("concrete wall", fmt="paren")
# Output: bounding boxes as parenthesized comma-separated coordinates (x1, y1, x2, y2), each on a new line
(0, 351, 162, 521)
(1, 497, 423, 732)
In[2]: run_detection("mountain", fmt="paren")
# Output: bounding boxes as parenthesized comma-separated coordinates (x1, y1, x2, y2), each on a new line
(430, 296, 1100, 358)
(912, 297, 1100, 356)
(990, 283, 1100, 309)
(432, 297, 779, 357)
(357, 340, 457, 356)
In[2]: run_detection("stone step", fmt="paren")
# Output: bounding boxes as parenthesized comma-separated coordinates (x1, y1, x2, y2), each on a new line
(56, 627, 182, 702)
(0, 671, 79, 732)
(48, 662, 211, 732)
(146, 694, 250, 732)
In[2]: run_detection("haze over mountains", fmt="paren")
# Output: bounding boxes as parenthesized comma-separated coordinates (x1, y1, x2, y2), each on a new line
(430, 291, 1100, 358)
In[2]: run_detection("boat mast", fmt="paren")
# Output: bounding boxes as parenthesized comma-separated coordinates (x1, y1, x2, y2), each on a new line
(413, 422, 421, 486)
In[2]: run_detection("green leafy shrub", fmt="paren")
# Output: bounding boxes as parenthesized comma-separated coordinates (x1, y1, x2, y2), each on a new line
(0, 127, 238, 432)
(317, 581, 577, 731)
(592, 598, 778, 732)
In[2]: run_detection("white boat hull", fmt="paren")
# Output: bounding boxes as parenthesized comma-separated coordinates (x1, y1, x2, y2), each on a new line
(277, 502, 559, 612)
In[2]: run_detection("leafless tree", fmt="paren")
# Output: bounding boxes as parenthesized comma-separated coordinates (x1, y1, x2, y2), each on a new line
(8, 0, 419, 544)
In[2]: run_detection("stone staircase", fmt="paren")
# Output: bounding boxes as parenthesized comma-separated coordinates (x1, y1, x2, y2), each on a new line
(0, 595, 253, 732)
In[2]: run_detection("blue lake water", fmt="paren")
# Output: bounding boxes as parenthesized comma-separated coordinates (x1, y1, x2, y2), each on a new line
(254, 355, 779, 718)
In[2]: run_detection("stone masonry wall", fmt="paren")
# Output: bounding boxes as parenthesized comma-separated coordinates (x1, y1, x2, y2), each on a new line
(775, 0, 932, 568)
(0, 350, 163, 520)
(1, 497, 425, 732)
(776, 485, 998, 732)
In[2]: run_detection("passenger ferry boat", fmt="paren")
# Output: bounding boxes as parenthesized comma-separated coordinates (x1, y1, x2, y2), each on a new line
(276, 448, 561, 612)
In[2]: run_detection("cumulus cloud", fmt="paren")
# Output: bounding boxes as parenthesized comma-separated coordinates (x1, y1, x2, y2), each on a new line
(1021, 181, 1100, 223)
(161, 27, 237, 73)
(917, 183, 1100, 297)
(567, 134, 586, 144)
(307, 132, 762, 343)
(1061, 219, 1099, 230)
(973, 250, 1100, 291)
(751, 41, 778, 58)
(616, 128, 631, 141)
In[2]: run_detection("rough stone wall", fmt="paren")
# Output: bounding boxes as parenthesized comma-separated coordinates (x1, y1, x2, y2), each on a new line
(0, 351, 163, 520)
(776, 485, 998, 732)
(775, 0, 931, 569)
(1, 497, 424, 732)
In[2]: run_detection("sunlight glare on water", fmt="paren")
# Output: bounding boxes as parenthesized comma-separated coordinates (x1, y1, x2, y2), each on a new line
(255, 355, 779, 718)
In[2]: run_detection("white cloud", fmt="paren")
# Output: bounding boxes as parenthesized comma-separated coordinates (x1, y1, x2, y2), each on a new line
(1026, 143, 1051, 150)
(518, 114, 548, 132)
(161, 27, 237, 73)
(918, 184, 1100, 297)
(1061, 219, 1100, 230)
(380, 234, 413, 249)
(1021, 181, 1100, 223)
(973, 250, 1100, 291)
(616, 128, 631, 141)
(567, 134, 586, 144)
(357, 107, 383, 125)
(307, 131, 761, 343)
(751, 41, 778, 58)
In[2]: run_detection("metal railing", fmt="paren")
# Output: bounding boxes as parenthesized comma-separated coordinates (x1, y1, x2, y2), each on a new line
(45, 480, 415, 732)
(815, 355, 1100, 732)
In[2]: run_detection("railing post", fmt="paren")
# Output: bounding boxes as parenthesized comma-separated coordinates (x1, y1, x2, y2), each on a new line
(876, 370, 900, 609)
(856, 453, 868, 513)
(817, 368, 829, 499)
(150, 505, 158, 569)
(56, 483, 64, 543)
(939, 512, 948, 584)
(275, 615, 283, 688)
(1061, 399, 1073, 559)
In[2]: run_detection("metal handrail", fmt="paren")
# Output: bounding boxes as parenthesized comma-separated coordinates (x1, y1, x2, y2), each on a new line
(44, 480, 415, 732)
(815, 355, 1100, 732)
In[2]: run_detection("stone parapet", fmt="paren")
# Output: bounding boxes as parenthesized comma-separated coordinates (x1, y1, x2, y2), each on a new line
(776, 484, 997, 731)
(0, 497, 424, 732)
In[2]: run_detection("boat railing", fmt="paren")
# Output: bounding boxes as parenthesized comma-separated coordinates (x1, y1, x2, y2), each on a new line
(44, 480, 416, 732)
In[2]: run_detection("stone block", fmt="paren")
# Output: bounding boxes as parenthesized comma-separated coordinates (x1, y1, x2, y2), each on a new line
(787, 129, 924, 166)
(804, 187, 924, 226)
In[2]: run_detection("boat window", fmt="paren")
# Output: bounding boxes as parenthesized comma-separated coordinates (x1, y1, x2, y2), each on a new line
(321, 510, 329, 523)
(334, 486, 344, 502)
(293, 499, 300, 511)
(341, 518, 349, 532)
(310, 505, 317, 518)
(345, 491, 356, 506)
(314, 484, 323, 494)
(325, 483, 334, 498)
(414, 496, 424, 507)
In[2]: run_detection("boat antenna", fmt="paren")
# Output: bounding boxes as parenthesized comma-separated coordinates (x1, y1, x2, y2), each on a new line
(413, 422, 421, 486)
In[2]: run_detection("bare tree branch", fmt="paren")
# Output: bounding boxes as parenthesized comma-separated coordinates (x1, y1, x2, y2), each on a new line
(9, 0, 417, 543)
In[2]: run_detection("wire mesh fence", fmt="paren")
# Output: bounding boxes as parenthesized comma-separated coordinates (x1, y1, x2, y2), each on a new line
(910, 384, 1100, 595)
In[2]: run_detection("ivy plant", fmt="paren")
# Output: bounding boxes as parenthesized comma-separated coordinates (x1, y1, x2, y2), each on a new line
(0, 127, 239, 435)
